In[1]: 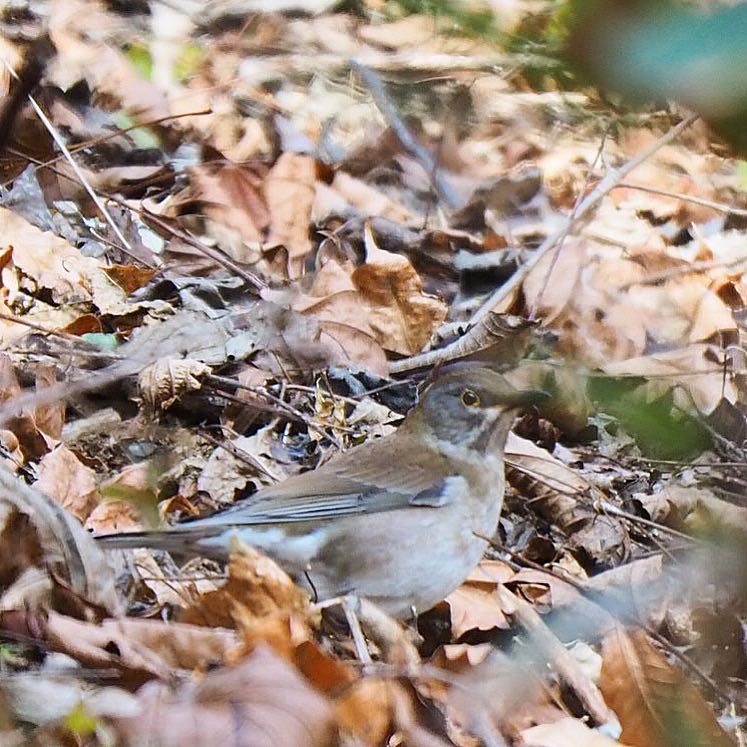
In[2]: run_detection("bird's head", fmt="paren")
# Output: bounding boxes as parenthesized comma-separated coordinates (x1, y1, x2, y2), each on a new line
(408, 366, 548, 451)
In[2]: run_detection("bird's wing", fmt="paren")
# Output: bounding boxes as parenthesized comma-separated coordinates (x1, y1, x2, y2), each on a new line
(186, 440, 455, 526)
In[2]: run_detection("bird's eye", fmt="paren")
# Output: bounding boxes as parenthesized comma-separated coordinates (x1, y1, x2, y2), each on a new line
(461, 389, 480, 407)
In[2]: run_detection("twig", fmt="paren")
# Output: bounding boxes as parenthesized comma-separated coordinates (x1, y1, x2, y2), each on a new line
(351, 59, 460, 209)
(614, 181, 747, 217)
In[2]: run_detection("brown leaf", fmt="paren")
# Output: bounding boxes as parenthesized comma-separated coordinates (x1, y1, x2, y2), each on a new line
(186, 161, 270, 244)
(352, 225, 447, 355)
(336, 678, 395, 747)
(104, 264, 157, 294)
(34, 445, 99, 522)
(45, 612, 239, 687)
(114, 645, 335, 747)
(522, 239, 585, 324)
(0, 356, 47, 459)
(264, 153, 316, 277)
(599, 627, 733, 747)
(84, 499, 143, 535)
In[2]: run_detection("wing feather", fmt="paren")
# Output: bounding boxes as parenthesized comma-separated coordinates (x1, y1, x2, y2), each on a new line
(186, 439, 454, 526)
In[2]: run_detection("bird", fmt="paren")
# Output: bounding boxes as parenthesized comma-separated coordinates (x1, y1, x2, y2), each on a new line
(96, 366, 547, 618)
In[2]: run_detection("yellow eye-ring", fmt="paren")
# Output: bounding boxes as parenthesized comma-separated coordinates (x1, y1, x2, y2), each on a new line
(461, 388, 480, 407)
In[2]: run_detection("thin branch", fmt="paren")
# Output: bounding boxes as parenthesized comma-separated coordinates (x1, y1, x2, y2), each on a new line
(615, 181, 747, 217)
(351, 59, 460, 209)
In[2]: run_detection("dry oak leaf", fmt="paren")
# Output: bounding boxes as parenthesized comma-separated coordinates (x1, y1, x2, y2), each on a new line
(113, 644, 335, 747)
(33, 445, 100, 523)
(599, 626, 732, 747)
(352, 224, 447, 356)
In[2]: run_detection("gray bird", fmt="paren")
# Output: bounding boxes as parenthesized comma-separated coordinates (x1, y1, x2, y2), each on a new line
(96, 367, 546, 618)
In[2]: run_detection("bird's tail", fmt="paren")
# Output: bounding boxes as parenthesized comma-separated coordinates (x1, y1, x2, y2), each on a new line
(95, 527, 226, 558)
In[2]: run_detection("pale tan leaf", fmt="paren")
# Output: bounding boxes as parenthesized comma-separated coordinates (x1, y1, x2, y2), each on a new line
(522, 238, 586, 323)
(519, 716, 623, 747)
(34, 445, 100, 522)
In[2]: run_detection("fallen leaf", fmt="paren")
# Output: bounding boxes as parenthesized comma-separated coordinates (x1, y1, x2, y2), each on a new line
(599, 626, 732, 747)
(444, 560, 513, 637)
(264, 153, 316, 277)
(352, 225, 447, 355)
(34, 445, 100, 522)
(113, 645, 335, 747)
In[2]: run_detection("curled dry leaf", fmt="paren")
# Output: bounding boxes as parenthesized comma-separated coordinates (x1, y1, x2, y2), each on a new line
(113, 644, 335, 747)
(138, 358, 211, 412)
(33, 444, 100, 522)
(51, 612, 239, 673)
(599, 626, 733, 747)
(505, 433, 596, 533)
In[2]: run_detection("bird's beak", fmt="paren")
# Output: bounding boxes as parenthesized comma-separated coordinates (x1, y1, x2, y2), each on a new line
(500, 389, 551, 409)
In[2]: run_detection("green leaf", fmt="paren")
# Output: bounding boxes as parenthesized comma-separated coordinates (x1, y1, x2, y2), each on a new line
(125, 42, 153, 81)
(65, 703, 98, 737)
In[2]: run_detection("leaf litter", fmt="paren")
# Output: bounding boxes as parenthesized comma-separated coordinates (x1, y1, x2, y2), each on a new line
(0, 1, 746, 745)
